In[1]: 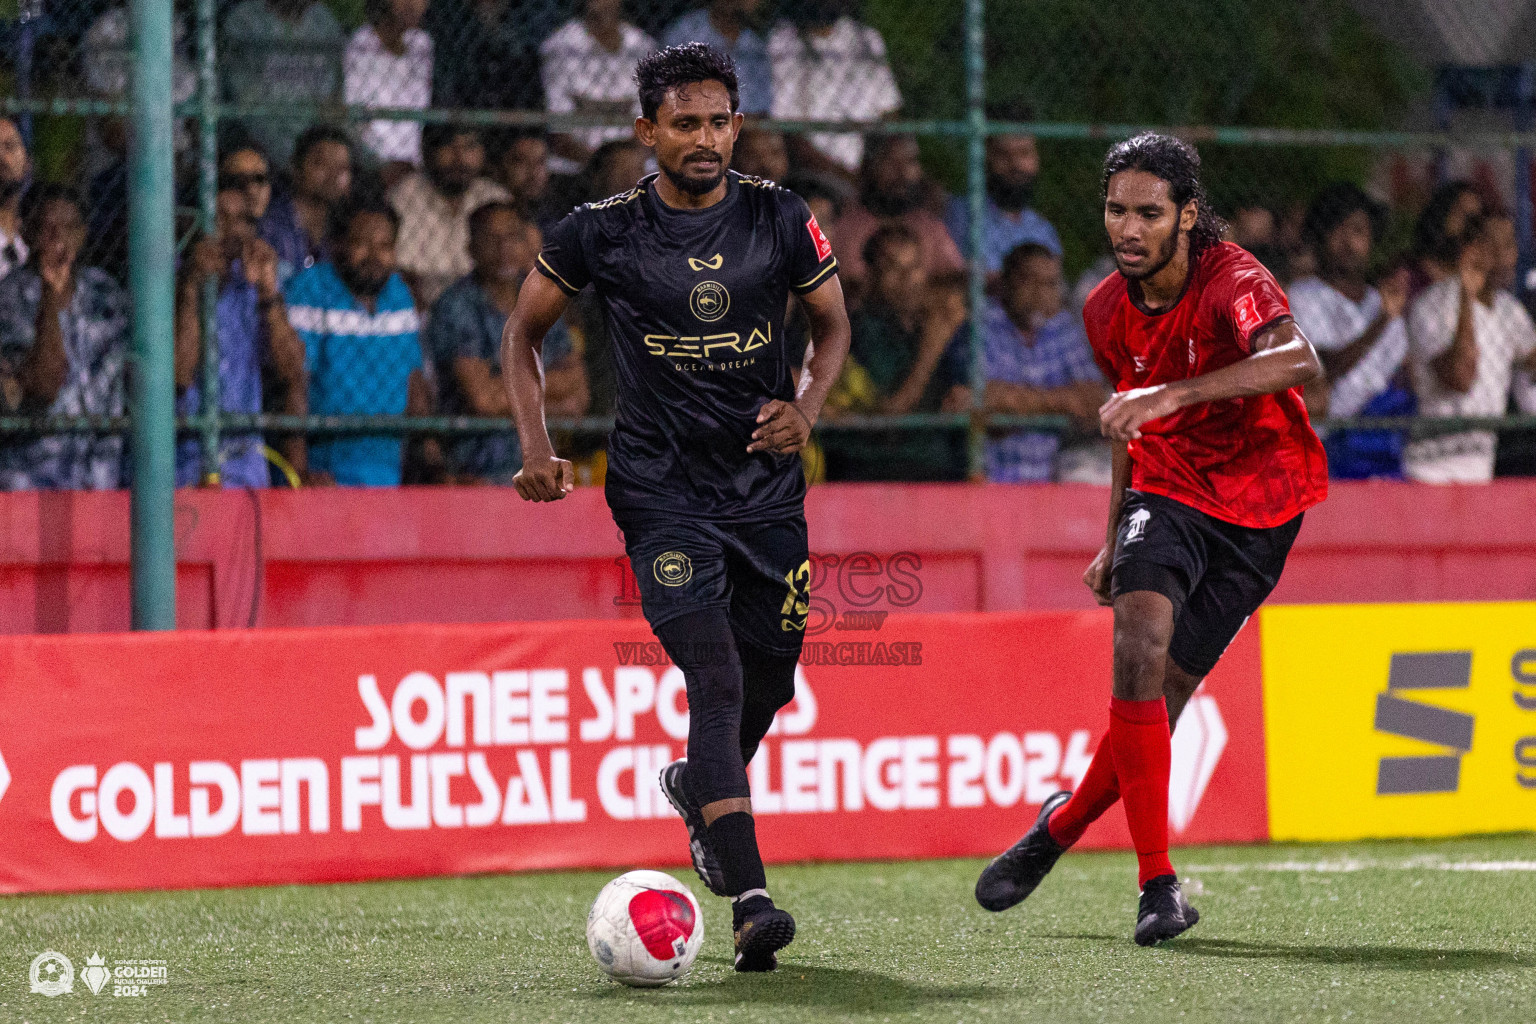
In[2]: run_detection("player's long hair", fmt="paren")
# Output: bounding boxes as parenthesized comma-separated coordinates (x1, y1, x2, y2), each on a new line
(1101, 133, 1226, 260)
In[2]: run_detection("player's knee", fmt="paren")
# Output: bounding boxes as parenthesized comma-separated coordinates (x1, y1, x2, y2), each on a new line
(741, 644, 798, 713)
(1111, 610, 1173, 701)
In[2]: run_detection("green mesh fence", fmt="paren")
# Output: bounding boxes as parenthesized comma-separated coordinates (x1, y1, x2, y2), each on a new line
(2, 0, 1536, 487)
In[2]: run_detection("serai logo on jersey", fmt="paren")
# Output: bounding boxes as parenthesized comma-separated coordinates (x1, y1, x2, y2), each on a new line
(653, 551, 693, 587)
(688, 253, 723, 271)
(689, 281, 730, 322)
(645, 323, 772, 360)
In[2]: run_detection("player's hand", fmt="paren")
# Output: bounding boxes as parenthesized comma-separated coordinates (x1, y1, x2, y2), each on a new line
(1083, 544, 1113, 606)
(514, 455, 576, 501)
(1099, 385, 1181, 441)
(748, 399, 813, 455)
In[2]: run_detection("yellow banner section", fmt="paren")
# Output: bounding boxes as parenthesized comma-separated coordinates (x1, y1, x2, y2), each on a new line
(1261, 603, 1536, 842)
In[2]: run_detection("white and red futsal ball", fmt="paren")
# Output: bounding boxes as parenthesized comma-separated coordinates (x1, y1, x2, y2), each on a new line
(586, 870, 704, 986)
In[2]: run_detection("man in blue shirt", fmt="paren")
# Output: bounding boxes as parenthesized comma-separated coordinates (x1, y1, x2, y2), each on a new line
(174, 181, 307, 487)
(284, 198, 429, 486)
(944, 133, 1061, 285)
(662, 1, 771, 115)
(976, 242, 1104, 482)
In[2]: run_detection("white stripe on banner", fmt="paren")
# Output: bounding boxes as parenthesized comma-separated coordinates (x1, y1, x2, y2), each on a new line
(1184, 859, 1536, 874)
(287, 306, 419, 337)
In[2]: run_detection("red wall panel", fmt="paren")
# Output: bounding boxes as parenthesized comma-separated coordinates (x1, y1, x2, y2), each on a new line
(3, 480, 1536, 634)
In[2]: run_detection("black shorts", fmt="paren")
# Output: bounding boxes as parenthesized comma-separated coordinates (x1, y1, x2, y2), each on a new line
(613, 510, 811, 657)
(1110, 490, 1302, 678)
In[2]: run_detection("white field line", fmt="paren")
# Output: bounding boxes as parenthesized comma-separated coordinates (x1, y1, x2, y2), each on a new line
(1183, 859, 1536, 874)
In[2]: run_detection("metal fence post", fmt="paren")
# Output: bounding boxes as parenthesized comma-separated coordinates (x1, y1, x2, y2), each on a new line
(964, 0, 987, 481)
(196, 0, 222, 484)
(128, 0, 178, 630)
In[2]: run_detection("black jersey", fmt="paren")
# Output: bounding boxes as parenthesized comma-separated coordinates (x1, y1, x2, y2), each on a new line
(536, 171, 838, 523)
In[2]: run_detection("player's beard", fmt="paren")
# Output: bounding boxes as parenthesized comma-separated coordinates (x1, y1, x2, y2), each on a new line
(1116, 227, 1181, 281)
(663, 156, 726, 196)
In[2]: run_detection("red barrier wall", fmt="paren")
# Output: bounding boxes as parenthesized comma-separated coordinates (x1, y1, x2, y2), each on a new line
(0, 612, 1264, 894)
(4, 481, 1536, 634)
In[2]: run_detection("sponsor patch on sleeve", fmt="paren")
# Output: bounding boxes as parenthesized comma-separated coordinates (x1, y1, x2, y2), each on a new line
(807, 214, 833, 262)
(1234, 291, 1263, 336)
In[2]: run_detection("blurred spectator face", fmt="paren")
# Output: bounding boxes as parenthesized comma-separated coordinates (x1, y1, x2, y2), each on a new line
(985, 134, 1038, 212)
(863, 136, 923, 216)
(500, 137, 550, 203)
(1444, 189, 1483, 244)
(0, 118, 28, 204)
(715, 0, 762, 16)
(338, 210, 398, 298)
(1485, 216, 1518, 293)
(470, 206, 538, 284)
(584, 0, 623, 21)
(868, 237, 926, 318)
(219, 148, 272, 222)
(733, 127, 788, 182)
(427, 132, 486, 198)
(594, 142, 650, 199)
(215, 188, 257, 249)
(296, 138, 353, 207)
(386, 0, 427, 30)
(1320, 209, 1372, 280)
(1231, 205, 1276, 249)
(27, 197, 85, 269)
(1002, 250, 1063, 330)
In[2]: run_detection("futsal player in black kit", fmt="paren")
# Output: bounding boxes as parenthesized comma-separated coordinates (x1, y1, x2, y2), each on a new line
(501, 44, 851, 972)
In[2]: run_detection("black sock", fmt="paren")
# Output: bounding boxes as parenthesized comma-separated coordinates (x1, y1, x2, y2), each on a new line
(707, 811, 767, 897)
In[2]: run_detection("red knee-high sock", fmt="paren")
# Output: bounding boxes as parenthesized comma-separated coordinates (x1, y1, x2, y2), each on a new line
(1108, 696, 1174, 886)
(1046, 736, 1120, 847)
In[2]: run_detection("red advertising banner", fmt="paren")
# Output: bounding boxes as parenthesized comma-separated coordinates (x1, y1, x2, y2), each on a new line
(0, 612, 1267, 894)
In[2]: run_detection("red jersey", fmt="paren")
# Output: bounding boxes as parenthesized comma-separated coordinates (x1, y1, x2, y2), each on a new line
(1083, 242, 1328, 528)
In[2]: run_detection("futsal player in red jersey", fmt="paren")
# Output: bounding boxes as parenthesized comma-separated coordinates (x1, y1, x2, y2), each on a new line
(975, 133, 1328, 945)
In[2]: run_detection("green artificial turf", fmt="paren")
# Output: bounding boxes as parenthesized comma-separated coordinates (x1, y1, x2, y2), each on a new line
(3, 834, 1533, 1023)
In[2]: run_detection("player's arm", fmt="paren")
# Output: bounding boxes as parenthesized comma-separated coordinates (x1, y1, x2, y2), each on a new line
(1083, 442, 1130, 606)
(1099, 319, 1323, 442)
(748, 275, 851, 455)
(502, 271, 576, 501)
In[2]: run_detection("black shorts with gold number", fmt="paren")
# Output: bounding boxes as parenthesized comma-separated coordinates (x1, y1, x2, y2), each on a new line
(1110, 489, 1302, 678)
(613, 510, 811, 657)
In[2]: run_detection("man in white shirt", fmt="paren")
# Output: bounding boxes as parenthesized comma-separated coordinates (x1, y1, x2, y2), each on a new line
(1406, 212, 1536, 483)
(768, 1, 901, 174)
(1289, 183, 1408, 423)
(345, 0, 433, 173)
(388, 125, 510, 307)
(540, 0, 656, 167)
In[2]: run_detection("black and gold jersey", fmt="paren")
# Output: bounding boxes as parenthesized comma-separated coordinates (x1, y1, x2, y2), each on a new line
(536, 171, 838, 523)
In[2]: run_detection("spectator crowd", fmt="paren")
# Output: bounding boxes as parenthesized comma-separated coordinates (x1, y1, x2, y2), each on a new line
(1, 0, 1534, 490)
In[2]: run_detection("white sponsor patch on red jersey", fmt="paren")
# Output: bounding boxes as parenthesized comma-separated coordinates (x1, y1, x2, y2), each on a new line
(1234, 292, 1263, 336)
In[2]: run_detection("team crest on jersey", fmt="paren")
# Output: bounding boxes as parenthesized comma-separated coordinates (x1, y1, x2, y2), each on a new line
(807, 214, 833, 262)
(690, 280, 731, 322)
(688, 253, 724, 271)
(654, 551, 693, 587)
(1234, 292, 1262, 335)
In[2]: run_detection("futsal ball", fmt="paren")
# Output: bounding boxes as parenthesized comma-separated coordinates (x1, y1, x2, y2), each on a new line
(586, 870, 704, 987)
